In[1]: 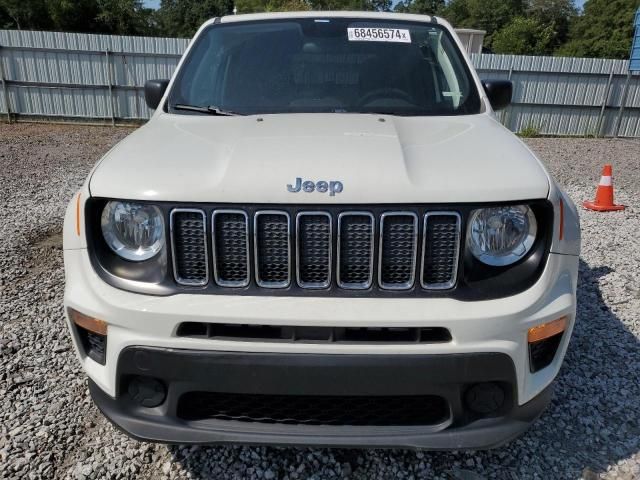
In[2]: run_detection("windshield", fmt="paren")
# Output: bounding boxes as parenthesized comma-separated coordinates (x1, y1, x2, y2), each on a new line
(168, 17, 481, 116)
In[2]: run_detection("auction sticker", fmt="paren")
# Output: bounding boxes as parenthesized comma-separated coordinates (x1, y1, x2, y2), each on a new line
(347, 27, 411, 43)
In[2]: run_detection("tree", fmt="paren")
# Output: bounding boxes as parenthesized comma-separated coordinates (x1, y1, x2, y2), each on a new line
(96, 0, 155, 35)
(394, 0, 444, 15)
(489, 0, 575, 55)
(527, 0, 576, 50)
(155, 0, 234, 37)
(0, 0, 53, 30)
(465, 0, 526, 47)
(305, 0, 390, 11)
(47, 0, 101, 32)
(235, 0, 311, 12)
(557, 0, 640, 59)
(493, 16, 555, 54)
(437, 0, 472, 28)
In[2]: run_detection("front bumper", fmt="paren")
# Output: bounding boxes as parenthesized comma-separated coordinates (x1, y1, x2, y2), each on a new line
(90, 347, 552, 449)
(64, 247, 577, 448)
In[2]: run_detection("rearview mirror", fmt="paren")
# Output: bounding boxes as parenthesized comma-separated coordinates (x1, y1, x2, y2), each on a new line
(482, 80, 512, 111)
(144, 79, 170, 110)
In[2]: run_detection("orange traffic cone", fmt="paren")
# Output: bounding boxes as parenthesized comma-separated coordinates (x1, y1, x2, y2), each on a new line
(583, 164, 625, 212)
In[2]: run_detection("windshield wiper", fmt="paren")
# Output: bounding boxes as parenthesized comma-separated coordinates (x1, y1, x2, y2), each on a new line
(172, 104, 241, 116)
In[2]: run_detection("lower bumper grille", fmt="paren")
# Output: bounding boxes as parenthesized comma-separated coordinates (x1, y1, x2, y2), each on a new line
(177, 391, 449, 426)
(176, 322, 452, 344)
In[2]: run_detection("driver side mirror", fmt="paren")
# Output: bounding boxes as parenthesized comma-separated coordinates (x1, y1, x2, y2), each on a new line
(482, 80, 512, 111)
(145, 79, 170, 110)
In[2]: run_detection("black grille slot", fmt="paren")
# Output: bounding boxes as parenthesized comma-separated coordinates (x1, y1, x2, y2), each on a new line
(177, 322, 452, 344)
(297, 213, 332, 288)
(75, 324, 107, 365)
(422, 213, 460, 289)
(177, 391, 449, 426)
(255, 212, 290, 287)
(379, 213, 418, 289)
(338, 213, 374, 289)
(529, 332, 563, 372)
(171, 210, 208, 285)
(212, 211, 249, 287)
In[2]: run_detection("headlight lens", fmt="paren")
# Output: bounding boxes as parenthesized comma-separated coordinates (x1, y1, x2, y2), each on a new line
(100, 201, 165, 261)
(467, 205, 537, 266)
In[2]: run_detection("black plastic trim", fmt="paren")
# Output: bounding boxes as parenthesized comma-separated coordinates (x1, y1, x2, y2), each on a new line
(87, 347, 552, 449)
(85, 199, 553, 301)
(176, 322, 453, 344)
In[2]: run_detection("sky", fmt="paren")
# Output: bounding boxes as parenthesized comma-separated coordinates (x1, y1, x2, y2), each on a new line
(142, 0, 587, 11)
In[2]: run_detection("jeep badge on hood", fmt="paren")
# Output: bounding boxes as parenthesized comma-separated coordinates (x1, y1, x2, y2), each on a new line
(287, 177, 344, 196)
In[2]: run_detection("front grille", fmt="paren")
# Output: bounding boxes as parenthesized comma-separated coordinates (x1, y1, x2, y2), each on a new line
(379, 213, 418, 289)
(170, 209, 208, 286)
(338, 212, 374, 289)
(421, 213, 461, 289)
(296, 213, 331, 288)
(177, 322, 452, 344)
(170, 207, 461, 293)
(254, 211, 291, 287)
(212, 210, 249, 287)
(177, 391, 449, 426)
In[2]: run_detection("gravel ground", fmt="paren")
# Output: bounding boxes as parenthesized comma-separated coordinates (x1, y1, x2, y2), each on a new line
(0, 123, 639, 480)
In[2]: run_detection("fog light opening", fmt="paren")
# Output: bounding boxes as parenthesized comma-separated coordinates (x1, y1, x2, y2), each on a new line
(464, 382, 506, 415)
(68, 308, 107, 365)
(127, 376, 167, 408)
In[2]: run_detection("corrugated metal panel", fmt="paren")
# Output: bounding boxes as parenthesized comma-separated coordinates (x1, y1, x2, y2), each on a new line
(0, 30, 189, 54)
(1, 30, 639, 136)
(471, 53, 640, 137)
(0, 29, 187, 121)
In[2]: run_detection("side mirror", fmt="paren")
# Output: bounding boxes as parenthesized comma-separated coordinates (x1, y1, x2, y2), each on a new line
(482, 80, 512, 111)
(144, 79, 170, 110)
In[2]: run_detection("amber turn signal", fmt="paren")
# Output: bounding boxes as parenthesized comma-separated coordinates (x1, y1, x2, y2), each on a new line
(75, 193, 82, 236)
(68, 308, 108, 336)
(528, 316, 567, 343)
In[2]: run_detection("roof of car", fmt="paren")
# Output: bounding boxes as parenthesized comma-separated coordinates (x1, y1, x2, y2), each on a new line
(214, 11, 439, 26)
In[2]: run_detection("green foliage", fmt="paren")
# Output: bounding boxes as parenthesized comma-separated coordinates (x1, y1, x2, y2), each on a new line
(0, 0, 53, 30)
(0, 0, 154, 34)
(465, 0, 525, 46)
(47, 0, 100, 32)
(96, 0, 155, 35)
(557, 0, 640, 59)
(235, 0, 310, 13)
(437, 0, 472, 28)
(492, 16, 555, 55)
(0, 0, 637, 60)
(518, 123, 541, 137)
(394, 0, 444, 15)
(434, 0, 578, 55)
(155, 0, 234, 37)
(528, 0, 576, 49)
(236, 0, 392, 13)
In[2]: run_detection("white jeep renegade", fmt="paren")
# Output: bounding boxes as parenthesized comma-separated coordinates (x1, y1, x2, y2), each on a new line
(63, 11, 580, 449)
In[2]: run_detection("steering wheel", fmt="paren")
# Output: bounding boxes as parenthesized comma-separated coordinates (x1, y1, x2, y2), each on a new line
(358, 88, 414, 107)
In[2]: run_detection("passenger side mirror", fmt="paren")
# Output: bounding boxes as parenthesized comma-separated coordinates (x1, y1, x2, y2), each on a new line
(144, 79, 170, 110)
(482, 80, 512, 111)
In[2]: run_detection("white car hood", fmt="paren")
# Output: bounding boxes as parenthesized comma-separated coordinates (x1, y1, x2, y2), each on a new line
(89, 113, 549, 203)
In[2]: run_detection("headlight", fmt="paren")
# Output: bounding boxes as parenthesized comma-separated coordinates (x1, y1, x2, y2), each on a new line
(467, 205, 537, 266)
(100, 201, 165, 261)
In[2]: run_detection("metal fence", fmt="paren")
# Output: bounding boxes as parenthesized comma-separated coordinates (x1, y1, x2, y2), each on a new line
(0, 29, 188, 124)
(1, 28, 639, 137)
